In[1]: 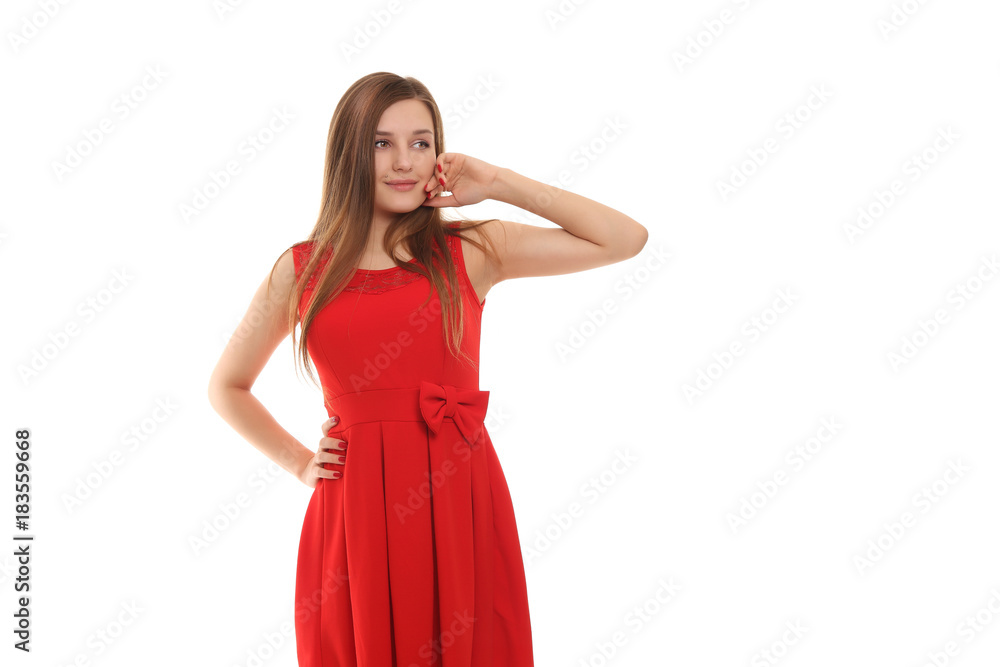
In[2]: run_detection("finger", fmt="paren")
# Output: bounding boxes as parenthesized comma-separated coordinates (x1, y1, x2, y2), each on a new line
(317, 463, 343, 478)
(423, 192, 458, 207)
(425, 169, 447, 195)
(318, 450, 346, 465)
(318, 466, 340, 479)
(324, 444, 347, 459)
(422, 185, 444, 205)
(320, 459, 343, 478)
(422, 173, 438, 195)
(424, 153, 446, 195)
(320, 437, 347, 450)
(423, 170, 450, 202)
(436, 153, 450, 174)
(322, 416, 339, 433)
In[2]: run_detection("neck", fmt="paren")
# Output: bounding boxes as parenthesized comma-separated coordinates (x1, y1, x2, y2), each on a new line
(363, 214, 409, 262)
(366, 215, 393, 255)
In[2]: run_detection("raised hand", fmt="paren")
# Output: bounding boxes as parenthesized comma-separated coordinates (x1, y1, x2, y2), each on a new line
(421, 152, 500, 208)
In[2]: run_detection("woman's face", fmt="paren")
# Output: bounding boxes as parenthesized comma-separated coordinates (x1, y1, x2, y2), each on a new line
(372, 98, 437, 223)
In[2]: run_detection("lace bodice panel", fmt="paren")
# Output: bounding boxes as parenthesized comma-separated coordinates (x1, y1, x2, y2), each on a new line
(292, 242, 424, 295)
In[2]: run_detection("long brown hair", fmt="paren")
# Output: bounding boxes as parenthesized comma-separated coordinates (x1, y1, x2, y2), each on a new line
(266, 72, 500, 388)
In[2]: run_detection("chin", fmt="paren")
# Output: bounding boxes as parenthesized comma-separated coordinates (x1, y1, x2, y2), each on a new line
(377, 201, 422, 216)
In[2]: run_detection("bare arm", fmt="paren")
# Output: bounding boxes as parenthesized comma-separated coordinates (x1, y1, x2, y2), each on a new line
(207, 248, 314, 481)
(483, 167, 648, 284)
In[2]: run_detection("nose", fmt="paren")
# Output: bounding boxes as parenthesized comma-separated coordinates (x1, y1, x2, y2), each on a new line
(393, 149, 412, 171)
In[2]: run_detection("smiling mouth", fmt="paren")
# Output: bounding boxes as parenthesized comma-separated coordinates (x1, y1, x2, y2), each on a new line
(387, 181, 417, 191)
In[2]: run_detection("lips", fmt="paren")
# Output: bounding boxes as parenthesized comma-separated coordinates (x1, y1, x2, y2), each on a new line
(386, 180, 417, 192)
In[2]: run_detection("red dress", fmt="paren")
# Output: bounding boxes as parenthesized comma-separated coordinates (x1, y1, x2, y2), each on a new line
(292, 222, 534, 667)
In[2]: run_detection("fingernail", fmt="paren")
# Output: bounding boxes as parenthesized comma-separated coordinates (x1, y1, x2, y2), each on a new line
(437, 164, 442, 173)
(438, 177, 445, 186)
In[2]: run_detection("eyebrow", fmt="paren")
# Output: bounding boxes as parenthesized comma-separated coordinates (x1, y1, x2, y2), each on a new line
(375, 129, 433, 136)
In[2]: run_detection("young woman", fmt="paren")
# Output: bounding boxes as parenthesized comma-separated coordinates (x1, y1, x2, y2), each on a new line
(208, 72, 647, 667)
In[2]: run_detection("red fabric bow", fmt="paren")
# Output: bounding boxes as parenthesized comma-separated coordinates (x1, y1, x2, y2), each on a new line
(418, 380, 489, 446)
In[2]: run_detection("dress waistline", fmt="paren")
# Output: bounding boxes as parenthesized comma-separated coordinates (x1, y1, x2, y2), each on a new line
(326, 381, 490, 447)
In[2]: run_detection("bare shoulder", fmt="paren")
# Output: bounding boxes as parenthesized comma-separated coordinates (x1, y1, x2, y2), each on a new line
(252, 246, 299, 327)
(272, 246, 298, 293)
(250, 246, 301, 326)
(452, 220, 506, 305)
(449, 218, 643, 300)
(208, 246, 298, 396)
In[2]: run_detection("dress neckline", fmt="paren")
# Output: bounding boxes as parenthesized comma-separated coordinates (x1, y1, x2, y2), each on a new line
(356, 258, 419, 273)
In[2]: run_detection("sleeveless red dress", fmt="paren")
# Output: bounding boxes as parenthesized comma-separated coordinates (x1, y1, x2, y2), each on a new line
(291, 222, 534, 667)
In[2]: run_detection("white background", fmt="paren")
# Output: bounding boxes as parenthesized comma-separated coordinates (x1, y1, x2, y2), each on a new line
(2, 0, 1000, 665)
